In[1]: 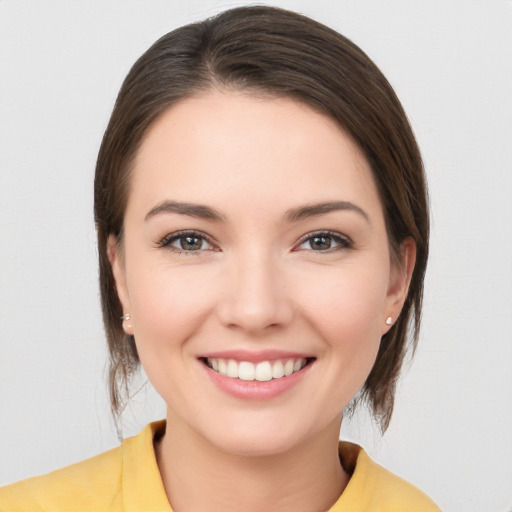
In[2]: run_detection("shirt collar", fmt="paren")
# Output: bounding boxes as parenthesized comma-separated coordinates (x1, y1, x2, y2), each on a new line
(120, 420, 370, 512)
(122, 420, 172, 512)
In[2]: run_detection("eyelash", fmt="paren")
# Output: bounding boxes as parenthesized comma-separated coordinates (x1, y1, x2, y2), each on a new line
(157, 230, 352, 254)
(158, 230, 217, 254)
(294, 230, 352, 252)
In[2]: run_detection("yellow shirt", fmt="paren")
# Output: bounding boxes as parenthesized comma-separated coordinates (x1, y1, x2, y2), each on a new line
(0, 421, 440, 511)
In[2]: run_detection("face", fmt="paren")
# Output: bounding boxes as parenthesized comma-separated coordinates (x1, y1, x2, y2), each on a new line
(110, 91, 413, 456)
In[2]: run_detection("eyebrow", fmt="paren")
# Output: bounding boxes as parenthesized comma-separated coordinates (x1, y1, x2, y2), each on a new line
(145, 200, 226, 222)
(285, 201, 370, 224)
(145, 199, 370, 224)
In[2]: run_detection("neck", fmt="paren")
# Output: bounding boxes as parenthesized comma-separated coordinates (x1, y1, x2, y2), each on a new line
(155, 412, 348, 512)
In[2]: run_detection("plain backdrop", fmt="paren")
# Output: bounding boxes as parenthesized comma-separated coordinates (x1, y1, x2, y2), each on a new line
(1, 1, 511, 511)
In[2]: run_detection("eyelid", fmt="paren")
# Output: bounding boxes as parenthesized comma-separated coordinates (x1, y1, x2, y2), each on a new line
(293, 230, 353, 251)
(156, 229, 351, 253)
(157, 229, 218, 251)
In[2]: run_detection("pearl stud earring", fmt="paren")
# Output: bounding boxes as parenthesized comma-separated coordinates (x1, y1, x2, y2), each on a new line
(121, 313, 133, 331)
(385, 316, 392, 325)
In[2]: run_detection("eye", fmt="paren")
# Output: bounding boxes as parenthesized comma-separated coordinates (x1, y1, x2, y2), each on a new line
(159, 230, 216, 253)
(296, 231, 351, 252)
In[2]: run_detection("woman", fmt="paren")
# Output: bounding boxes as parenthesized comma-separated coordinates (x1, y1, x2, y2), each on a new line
(0, 6, 439, 511)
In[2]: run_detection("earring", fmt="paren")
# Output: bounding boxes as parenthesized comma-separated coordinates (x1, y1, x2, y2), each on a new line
(121, 313, 133, 331)
(385, 316, 392, 325)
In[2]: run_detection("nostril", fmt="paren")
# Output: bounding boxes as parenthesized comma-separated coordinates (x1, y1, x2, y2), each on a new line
(216, 293, 294, 333)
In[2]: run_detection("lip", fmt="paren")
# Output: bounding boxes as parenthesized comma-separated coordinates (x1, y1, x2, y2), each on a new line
(199, 349, 314, 364)
(198, 351, 315, 400)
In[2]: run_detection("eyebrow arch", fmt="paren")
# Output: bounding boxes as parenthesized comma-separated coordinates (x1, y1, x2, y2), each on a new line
(145, 200, 226, 222)
(285, 201, 370, 224)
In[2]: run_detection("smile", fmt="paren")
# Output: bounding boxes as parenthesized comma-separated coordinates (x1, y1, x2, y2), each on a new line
(203, 357, 311, 382)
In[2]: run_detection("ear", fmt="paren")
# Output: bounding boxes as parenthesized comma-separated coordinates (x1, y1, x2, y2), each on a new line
(384, 237, 416, 330)
(107, 234, 133, 335)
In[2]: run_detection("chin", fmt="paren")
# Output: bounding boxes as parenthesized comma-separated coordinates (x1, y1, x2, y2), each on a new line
(195, 410, 331, 458)
(207, 429, 302, 458)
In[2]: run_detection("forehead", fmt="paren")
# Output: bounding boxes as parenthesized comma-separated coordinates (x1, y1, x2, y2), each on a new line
(128, 91, 381, 217)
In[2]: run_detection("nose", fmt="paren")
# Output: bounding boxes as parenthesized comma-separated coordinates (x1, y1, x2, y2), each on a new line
(216, 251, 294, 334)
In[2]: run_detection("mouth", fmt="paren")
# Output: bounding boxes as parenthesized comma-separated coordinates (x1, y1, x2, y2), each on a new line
(200, 356, 316, 382)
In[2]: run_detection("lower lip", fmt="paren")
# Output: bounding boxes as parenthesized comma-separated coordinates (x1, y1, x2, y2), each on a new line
(202, 361, 313, 400)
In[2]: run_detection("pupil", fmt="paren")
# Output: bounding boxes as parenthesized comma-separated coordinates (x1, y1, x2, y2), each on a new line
(181, 236, 201, 250)
(312, 236, 331, 250)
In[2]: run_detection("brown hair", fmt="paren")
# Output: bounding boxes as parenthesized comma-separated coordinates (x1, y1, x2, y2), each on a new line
(94, 5, 428, 432)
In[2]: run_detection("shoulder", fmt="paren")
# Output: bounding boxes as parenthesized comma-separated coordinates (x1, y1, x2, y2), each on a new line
(0, 421, 168, 512)
(0, 444, 123, 512)
(330, 441, 441, 512)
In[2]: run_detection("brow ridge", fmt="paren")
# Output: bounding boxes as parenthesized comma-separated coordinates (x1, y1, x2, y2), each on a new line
(145, 200, 226, 222)
(145, 199, 369, 224)
(285, 201, 370, 223)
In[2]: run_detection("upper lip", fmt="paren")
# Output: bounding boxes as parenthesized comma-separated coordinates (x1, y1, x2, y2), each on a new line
(199, 349, 315, 364)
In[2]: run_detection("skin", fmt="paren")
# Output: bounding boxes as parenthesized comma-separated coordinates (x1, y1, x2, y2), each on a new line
(109, 91, 415, 512)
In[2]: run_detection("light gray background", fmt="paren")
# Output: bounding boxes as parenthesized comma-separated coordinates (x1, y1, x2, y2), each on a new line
(1, 1, 511, 511)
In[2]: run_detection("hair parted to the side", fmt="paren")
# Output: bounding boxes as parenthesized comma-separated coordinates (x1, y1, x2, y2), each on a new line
(94, 5, 429, 433)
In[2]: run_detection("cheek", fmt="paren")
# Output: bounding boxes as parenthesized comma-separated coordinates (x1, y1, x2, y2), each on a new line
(301, 262, 387, 326)
(124, 262, 218, 405)
(126, 262, 216, 352)
(295, 263, 388, 364)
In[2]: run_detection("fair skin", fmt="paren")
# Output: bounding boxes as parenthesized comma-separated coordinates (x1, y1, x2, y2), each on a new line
(109, 91, 415, 512)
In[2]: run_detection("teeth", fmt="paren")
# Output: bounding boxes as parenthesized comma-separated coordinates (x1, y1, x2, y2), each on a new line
(272, 360, 284, 378)
(227, 359, 238, 378)
(284, 359, 294, 376)
(206, 357, 308, 381)
(238, 361, 255, 381)
(255, 361, 272, 382)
